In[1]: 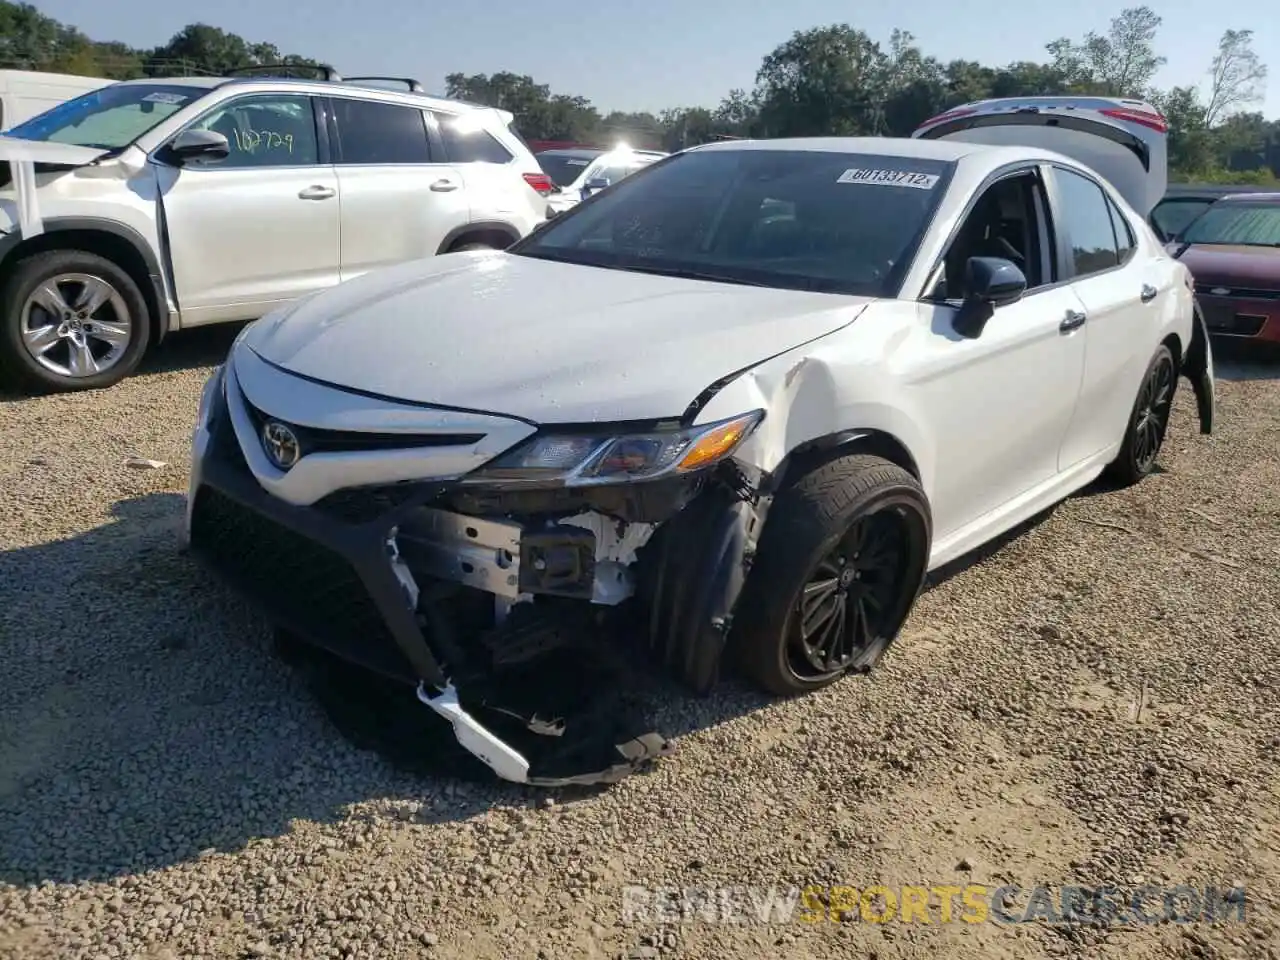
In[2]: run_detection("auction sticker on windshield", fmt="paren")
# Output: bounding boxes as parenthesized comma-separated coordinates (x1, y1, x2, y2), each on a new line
(837, 168, 939, 189)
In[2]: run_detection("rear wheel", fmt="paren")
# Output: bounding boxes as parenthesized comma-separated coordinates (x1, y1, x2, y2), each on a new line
(1105, 344, 1176, 487)
(0, 249, 150, 392)
(734, 453, 931, 696)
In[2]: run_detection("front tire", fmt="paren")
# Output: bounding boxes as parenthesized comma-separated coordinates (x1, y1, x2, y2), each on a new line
(0, 249, 151, 393)
(1105, 344, 1176, 487)
(734, 453, 932, 696)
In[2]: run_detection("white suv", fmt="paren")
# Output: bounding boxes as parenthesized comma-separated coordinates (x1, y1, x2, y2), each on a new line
(0, 68, 553, 392)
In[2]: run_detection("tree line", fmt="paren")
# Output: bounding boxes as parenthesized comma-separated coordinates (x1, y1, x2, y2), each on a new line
(1, 1, 1275, 182)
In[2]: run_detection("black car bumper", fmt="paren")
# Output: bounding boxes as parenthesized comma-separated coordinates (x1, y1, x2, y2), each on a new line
(188, 392, 449, 690)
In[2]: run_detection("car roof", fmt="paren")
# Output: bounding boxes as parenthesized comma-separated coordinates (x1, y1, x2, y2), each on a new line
(108, 74, 493, 114)
(687, 135, 1050, 165)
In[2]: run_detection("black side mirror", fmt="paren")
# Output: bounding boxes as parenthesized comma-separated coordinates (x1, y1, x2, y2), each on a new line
(584, 176, 610, 193)
(954, 256, 1027, 338)
(165, 129, 230, 165)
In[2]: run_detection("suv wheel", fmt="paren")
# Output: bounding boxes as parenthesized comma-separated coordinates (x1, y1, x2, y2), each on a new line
(0, 250, 151, 393)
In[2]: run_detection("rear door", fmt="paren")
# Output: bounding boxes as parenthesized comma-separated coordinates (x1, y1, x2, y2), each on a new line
(913, 97, 1168, 216)
(1047, 164, 1161, 469)
(328, 96, 468, 280)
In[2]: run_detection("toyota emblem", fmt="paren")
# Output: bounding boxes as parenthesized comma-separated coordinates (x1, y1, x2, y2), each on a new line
(262, 420, 301, 470)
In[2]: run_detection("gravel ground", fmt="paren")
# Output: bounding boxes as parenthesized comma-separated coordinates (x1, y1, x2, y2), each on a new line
(1, 330, 1278, 960)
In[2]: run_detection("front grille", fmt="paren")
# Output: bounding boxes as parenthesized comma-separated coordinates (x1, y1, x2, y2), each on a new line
(190, 486, 416, 681)
(238, 389, 484, 456)
(313, 482, 444, 524)
(1196, 283, 1280, 301)
(1201, 303, 1268, 336)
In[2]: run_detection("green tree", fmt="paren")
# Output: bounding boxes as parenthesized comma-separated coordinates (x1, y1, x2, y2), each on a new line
(754, 25, 892, 137)
(1203, 29, 1268, 128)
(1046, 6, 1165, 97)
(444, 72, 601, 142)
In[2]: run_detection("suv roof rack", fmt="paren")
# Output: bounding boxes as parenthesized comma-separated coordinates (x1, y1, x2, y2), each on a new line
(344, 76, 424, 93)
(225, 63, 342, 81)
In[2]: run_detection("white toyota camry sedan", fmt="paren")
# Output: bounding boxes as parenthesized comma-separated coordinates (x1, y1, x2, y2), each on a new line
(186, 96, 1216, 785)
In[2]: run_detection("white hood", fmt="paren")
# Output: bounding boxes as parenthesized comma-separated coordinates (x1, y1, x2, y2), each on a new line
(244, 252, 871, 424)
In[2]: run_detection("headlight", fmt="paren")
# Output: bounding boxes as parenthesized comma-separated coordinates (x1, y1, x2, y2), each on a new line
(196, 364, 225, 428)
(468, 410, 764, 486)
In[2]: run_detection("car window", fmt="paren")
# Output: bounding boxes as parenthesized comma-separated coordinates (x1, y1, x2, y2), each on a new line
(331, 98, 430, 164)
(513, 149, 956, 298)
(1150, 198, 1215, 241)
(936, 171, 1050, 298)
(1179, 203, 1280, 247)
(5, 83, 197, 150)
(538, 154, 595, 185)
(538, 153, 595, 186)
(1107, 197, 1136, 264)
(590, 162, 645, 185)
(188, 94, 319, 168)
(437, 115, 514, 164)
(1054, 168, 1121, 277)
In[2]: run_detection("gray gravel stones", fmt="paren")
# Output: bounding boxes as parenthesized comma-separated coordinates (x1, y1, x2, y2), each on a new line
(1, 333, 1278, 960)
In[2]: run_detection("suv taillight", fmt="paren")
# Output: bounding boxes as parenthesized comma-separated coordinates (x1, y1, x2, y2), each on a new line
(523, 172, 554, 196)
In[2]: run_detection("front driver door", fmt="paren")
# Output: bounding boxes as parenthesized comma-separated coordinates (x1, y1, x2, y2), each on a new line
(908, 169, 1087, 540)
(153, 92, 341, 327)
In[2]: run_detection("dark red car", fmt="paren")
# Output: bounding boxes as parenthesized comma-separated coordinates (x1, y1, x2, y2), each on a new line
(1171, 192, 1280, 344)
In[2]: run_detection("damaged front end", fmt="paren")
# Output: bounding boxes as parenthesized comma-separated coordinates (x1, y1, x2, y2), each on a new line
(188, 373, 772, 786)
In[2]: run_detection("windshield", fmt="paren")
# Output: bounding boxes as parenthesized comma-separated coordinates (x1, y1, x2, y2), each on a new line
(1150, 198, 1215, 241)
(538, 153, 598, 187)
(1179, 202, 1280, 247)
(513, 148, 956, 296)
(4, 84, 200, 150)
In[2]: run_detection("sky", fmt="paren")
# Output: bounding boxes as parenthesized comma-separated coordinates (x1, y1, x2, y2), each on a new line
(34, 0, 1279, 119)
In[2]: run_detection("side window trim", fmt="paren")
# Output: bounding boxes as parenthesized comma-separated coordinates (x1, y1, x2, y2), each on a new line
(422, 109, 447, 160)
(1105, 195, 1137, 266)
(153, 92, 325, 170)
(1046, 163, 1127, 282)
(327, 95, 433, 165)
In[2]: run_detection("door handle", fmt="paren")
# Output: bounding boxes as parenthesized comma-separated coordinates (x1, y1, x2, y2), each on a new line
(1140, 284, 1159, 303)
(429, 178, 458, 192)
(1060, 309, 1087, 333)
(298, 185, 335, 200)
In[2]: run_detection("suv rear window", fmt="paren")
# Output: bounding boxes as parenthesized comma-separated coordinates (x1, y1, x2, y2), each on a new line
(438, 115, 513, 164)
(331, 98, 431, 164)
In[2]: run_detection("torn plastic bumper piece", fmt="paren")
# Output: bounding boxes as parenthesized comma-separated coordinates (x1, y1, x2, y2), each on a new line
(643, 463, 771, 694)
(1185, 303, 1216, 436)
(416, 682, 673, 786)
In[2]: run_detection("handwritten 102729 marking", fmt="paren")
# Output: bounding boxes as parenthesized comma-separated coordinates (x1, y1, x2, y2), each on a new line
(229, 128, 295, 155)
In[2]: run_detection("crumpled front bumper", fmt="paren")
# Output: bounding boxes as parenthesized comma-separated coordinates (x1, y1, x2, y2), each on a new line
(185, 367, 673, 785)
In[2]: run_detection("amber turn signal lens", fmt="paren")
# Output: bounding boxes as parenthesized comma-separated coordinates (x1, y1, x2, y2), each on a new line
(676, 413, 760, 471)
